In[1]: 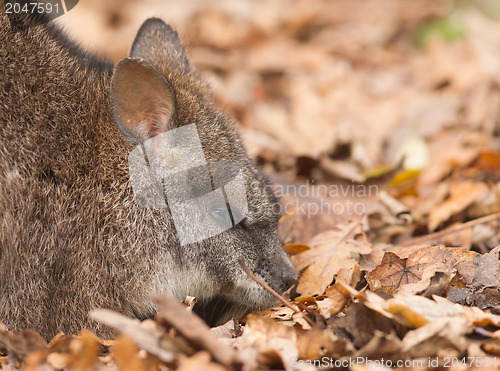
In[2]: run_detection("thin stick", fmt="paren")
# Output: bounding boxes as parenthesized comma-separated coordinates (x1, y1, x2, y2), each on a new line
(402, 211, 500, 246)
(238, 259, 314, 326)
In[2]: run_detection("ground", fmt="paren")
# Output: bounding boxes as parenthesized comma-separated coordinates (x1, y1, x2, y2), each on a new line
(1, 0, 500, 370)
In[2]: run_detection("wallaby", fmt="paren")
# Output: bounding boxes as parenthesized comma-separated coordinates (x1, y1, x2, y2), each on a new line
(0, 3, 297, 340)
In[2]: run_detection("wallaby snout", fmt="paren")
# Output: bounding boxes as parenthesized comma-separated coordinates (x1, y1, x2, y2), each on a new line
(274, 261, 298, 292)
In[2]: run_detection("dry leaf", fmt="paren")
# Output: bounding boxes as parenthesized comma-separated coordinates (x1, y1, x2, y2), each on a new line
(323, 265, 361, 317)
(296, 327, 351, 360)
(154, 295, 235, 366)
(112, 335, 146, 371)
(366, 246, 477, 294)
(456, 246, 500, 289)
(428, 181, 489, 231)
(284, 243, 311, 255)
(239, 315, 298, 368)
(0, 328, 47, 363)
(178, 351, 227, 371)
(68, 331, 100, 371)
(364, 291, 500, 330)
(90, 309, 176, 364)
(292, 223, 371, 296)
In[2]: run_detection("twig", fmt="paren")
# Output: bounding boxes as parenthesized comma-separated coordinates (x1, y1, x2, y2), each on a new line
(402, 212, 500, 246)
(238, 259, 314, 326)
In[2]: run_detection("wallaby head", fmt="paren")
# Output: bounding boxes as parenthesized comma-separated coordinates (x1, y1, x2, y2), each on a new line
(109, 18, 298, 325)
(0, 9, 297, 340)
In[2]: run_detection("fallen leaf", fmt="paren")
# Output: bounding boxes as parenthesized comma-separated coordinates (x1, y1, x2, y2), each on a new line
(154, 295, 235, 366)
(324, 264, 361, 317)
(428, 181, 489, 231)
(456, 246, 500, 289)
(0, 328, 47, 363)
(283, 243, 310, 255)
(238, 315, 297, 368)
(331, 302, 396, 349)
(46, 352, 71, 370)
(366, 246, 477, 294)
(209, 320, 239, 339)
(292, 222, 371, 296)
(353, 330, 403, 360)
(112, 335, 146, 371)
(365, 252, 417, 294)
(364, 291, 500, 330)
(90, 309, 176, 364)
(68, 331, 100, 371)
(296, 326, 352, 360)
(178, 351, 227, 371)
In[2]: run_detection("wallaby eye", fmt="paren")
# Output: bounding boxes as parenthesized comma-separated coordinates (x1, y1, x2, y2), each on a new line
(209, 204, 234, 229)
(210, 201, 250, 231)
(210, 206, 227, 221)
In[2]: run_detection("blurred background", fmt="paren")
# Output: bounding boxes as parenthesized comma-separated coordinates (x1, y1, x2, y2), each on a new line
(55, 0, 500, 245)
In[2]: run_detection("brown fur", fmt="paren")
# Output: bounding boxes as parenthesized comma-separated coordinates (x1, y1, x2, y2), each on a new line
(0, 7, 297, 340)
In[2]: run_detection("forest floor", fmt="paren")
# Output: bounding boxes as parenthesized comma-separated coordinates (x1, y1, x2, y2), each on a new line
(2, 0, 500, 370)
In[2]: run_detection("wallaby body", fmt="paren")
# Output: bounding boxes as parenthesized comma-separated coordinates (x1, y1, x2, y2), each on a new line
(0, 5, 296, 339)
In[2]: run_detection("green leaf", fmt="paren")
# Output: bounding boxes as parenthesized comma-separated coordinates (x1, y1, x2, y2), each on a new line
(415, 13, 466, 47)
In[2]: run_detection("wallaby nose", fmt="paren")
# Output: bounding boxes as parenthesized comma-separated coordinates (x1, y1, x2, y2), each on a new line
(277, 265, 297, 292)
(281, 271, 296, 292)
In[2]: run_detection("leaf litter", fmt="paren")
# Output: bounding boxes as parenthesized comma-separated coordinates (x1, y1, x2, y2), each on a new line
(2, 0, 500, 369)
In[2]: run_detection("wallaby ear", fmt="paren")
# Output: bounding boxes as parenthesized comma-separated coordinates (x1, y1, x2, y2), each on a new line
(111, 58, 175, 144)
(131, 18, 189, 73)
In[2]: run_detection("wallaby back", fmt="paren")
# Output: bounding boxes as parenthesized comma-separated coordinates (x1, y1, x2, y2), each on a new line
(0, 7, 296, 340)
